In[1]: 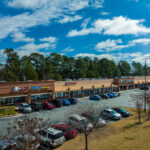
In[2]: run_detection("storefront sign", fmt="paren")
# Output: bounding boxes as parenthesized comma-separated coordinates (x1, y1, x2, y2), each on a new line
(41, 87, 49, 89)
(30, 86, 41, 90)
(65, 82, 77, 86)
(13, 87, 28, 92)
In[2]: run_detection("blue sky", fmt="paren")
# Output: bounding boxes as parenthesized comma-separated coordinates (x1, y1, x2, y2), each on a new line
(0, 0, 150, 64)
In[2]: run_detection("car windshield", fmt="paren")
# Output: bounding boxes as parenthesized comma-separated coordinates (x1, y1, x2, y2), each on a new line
(111, 110, 117, 114)
(50, 133, 63, 139)
(48, 103, 52, 105)
(81, 119, 88, 125)
(119, 108, 126, 112)
(24, 105, 29, 108)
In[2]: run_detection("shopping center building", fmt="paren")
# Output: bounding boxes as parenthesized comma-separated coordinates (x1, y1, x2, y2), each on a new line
(0, 76, 150, 106)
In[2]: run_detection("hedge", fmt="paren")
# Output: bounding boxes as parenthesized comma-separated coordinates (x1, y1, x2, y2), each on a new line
(0, 106, 16, 117)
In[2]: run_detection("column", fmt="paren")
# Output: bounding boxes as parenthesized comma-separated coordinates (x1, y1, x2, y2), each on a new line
(68, 88, 70, 98)
(111, 84, 113, 92)
(92, 85, 95, 95)
(52, 90, 55, 99)
(133, 84, 135, 89)
(81, 86, 84, 97)
(126, 85, 128, 90)
(102, 85, 104, 94)
(27, 92, 31, 104)
(118, 86, 120, 92)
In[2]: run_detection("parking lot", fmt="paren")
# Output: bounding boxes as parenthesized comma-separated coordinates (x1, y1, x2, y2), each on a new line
(0, 89, 139, 136)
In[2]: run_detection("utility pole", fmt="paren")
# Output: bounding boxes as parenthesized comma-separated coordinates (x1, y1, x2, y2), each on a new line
(144, 58, 147, 112)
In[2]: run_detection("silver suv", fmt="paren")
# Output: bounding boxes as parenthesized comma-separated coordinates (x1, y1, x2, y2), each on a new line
(38, 127, 65, 147)
(19, 103, 32, 113)
(101, 109, 121, 120)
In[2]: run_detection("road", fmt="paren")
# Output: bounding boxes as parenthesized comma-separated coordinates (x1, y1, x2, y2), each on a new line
(0, 89, 140, 136)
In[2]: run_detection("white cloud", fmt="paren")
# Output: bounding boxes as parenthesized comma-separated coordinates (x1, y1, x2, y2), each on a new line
(40, 36, 57, 43)
(81, 18, 90, 28)
(131, 38, 150, 45)
(0, 49, 6, 64)
(67, 16, 150, 37)
(58, 15, 82, 24)
(75, 53, 117, 60)
(62, 47, 74, 52)
(7, 0, 48, 9)
(1, 0, 103, 40)
(95, 39, 130, 51)
(75, 52, 150, 65)
(95, 38, 150, 52)
(17, 42, 55, 57)
(11, 31, 34, 42)
(100, 12, 110, 15)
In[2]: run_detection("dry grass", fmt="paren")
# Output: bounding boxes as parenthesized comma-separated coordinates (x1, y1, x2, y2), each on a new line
(56, 108, 150, 150)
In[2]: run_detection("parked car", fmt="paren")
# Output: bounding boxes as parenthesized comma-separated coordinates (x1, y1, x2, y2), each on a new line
(140, 86, 149, 90)
(82, 113, 106, 127)
(38, 127, 65, 147)
(106, 93, 115, 98)
(101, 109, 121, 120)
(67, 98, 78, 104)
(49, 99, 62, 107)
(19, 103, 32, 113)
(42, 102, 55, 110)
(101, 94, 109, 99)
(15, 135, 40, 150)
(60, 98, 71, 106)
(89, 95, 101, 100)
(112, 108, 130, 117)
(68, 114, 93, 131)
(30, 102, 42, 111)
(38, 142, 53, 150)
(51, 123, 78, 140)
(0, 140, 18, 150)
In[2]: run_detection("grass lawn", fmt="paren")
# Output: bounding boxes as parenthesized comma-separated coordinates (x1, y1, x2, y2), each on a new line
(56, 108, 150, 150)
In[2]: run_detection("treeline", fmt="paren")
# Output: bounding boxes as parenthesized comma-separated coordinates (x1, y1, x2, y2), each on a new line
(0, 48, 150, 81)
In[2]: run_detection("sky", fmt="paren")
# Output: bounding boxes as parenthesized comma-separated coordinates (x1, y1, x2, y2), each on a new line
(0, 0, 150, 65)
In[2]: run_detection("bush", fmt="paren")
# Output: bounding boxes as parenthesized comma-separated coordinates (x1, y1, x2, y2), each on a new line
(0, 106, 16, 116)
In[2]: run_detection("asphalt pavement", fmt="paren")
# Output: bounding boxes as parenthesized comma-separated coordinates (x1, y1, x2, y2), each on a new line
(0, 89, 140, 136)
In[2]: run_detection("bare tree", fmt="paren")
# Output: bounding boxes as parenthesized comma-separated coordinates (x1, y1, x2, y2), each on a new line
(66, 103, 106, 150)
(131, 94, 144, 124)
(1, 115, 51, 150)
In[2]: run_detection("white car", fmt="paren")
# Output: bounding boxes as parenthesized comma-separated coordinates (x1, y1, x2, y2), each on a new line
(68, 114, 93, 131)
(101, 109, 121, 120)
(38, 127, 65, 147)
(19, 103, 32, 113)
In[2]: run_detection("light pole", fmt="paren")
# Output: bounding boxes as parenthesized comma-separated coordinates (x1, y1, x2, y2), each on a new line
(144, 58, 147, 111)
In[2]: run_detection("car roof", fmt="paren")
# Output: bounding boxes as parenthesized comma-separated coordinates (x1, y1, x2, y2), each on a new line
(46, 127, 63, 135)
(69, 114, 86, 121)
(21, 103, 28, 105)
(51, 123, 68, 129)
(104, 109, 113, 112)
(44, 102, 50, 104)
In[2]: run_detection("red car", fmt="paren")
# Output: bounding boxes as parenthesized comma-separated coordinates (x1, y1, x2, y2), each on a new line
(42, 102, 55, 110)
(51, 123, 78, 140)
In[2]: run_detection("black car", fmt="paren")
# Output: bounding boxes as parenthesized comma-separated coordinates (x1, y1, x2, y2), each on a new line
(30, 102, 42, 111)
(49, 99, 62, 107)
(67, 97, 78, 104)
(140, 86, 149, 90)
(112, 108, 130, 117)
(101, 94, 109, 99)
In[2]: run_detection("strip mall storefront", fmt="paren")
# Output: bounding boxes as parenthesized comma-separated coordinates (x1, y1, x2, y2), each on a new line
(0, 76, 150, 106)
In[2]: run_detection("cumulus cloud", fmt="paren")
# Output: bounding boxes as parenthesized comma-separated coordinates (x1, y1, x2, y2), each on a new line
(7, 0, 48, 9)
(62, 47, 74, 52)
(1, 0, 104, 40)
(11, 31, 34, 42)
(95, 39, 130, 51)
(39, 36, 57, 43)
(100, 11, 110, 15)
(67, 16, 150, 37)
(58, 15, 82, 24)
(75, 52, 150, 65)
(95, 38, 150, 52)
